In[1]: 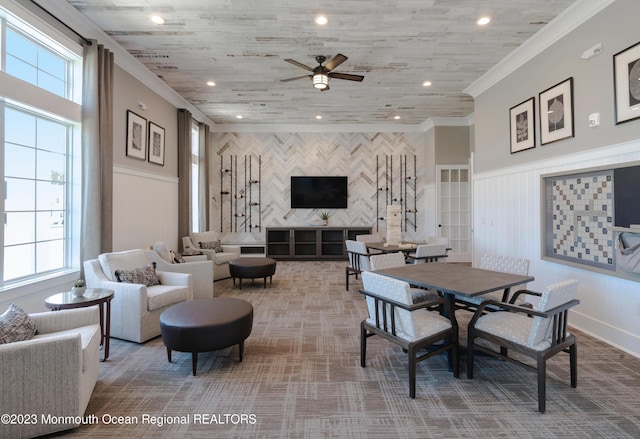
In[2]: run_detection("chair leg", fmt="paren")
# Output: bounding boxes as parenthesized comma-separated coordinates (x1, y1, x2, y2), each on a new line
(345, 268, 350, 291)
(570, 342, 578, 388)
(408, 345, 416, 399)
(360, 324, 367, 368)
(537, 356, 546, 413)
(451, 337, 459, 378)
(466, 334, 475, 379)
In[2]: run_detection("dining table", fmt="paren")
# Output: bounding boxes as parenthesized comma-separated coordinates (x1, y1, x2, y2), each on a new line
(372, 262, 535, 316)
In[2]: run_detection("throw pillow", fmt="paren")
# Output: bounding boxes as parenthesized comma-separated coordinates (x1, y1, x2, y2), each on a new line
(199, 240, 222, 252)
(172, 251, 186, 264)
(115, 262, 161, 287)
(0, 303, 37, 344)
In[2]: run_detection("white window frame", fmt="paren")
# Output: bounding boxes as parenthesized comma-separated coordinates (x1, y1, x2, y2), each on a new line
(0, 2, 82, 297)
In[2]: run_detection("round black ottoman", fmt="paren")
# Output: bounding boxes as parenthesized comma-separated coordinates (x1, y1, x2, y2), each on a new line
(228, 257, 277, 289)
(159, 298, 253, 375)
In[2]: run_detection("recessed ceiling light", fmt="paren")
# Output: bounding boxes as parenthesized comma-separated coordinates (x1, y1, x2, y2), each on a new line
(477, 16, 491, 26)
(423, 80, 432, 87)
(394, 115, 401, 120)
(316, 115, 323, 120)
(314, 15, 329, 25)
(236, 115, 243, 119)
(206, 81, 216, 87)
(150, 15, 166, 25)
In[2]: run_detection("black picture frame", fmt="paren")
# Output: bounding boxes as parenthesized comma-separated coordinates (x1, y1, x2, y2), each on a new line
(126, 110, 147, 160)
(148, 122, 165, 166)
(539, 77, 574, 145)
(613, 41, 640, 125)
(509, 97, 536, 153)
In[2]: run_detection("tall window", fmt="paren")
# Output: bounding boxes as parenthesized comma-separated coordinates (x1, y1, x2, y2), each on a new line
(1, 6, 82, 287)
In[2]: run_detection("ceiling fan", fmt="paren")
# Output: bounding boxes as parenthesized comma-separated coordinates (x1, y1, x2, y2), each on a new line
(281, 54, 364, 91)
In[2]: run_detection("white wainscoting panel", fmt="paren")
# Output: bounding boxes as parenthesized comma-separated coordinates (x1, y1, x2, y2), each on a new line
(473, 140, 640, 357)
(113, 165, 179, 251)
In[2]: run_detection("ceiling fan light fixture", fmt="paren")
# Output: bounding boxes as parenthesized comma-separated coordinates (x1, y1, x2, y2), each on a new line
(312, 72, 329, 89)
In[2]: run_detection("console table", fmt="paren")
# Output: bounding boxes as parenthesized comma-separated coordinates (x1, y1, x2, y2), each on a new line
(266, 226, 371, 260)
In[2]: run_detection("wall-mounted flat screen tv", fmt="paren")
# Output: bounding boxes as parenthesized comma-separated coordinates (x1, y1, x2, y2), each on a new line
(291, 176, 348, 209)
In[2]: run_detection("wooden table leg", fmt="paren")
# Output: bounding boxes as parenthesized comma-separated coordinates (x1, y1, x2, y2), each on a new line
(103, 298, 111, 361)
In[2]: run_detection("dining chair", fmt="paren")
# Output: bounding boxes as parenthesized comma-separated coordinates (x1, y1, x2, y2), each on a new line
(406, 242, 449, 264)
(455, 254, 530, 311)
(345, 240, 373, 291)
(467, 279, 580, 413)
(369, 252, 439, 304)
(360, 271, 459, 399)
(355, 233, 384, 243)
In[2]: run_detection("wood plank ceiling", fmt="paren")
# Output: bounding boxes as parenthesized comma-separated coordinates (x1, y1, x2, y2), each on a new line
(66, 0, 576, 125)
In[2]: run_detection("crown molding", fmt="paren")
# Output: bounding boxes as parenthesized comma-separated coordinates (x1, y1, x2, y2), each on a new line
(464, 0, 615, 98)
(211, 117, 472, 133)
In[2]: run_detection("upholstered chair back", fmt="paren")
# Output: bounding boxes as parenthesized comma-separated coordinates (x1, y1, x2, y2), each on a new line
(529, 279, 579, 347)
(370, 252, 405, 270)
(412, 243, 448, 263)
(362, 271, 415, 339)
(480, 254, 530, 291)
(356, 233, 384, 243)
(345, 240, 372, 272)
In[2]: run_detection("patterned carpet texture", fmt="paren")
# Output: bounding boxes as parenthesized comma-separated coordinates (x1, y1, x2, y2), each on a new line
(59, 261, 640, 438)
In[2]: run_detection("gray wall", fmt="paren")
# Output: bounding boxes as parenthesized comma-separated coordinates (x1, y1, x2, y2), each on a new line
(113, 65, 178, 177)
(435, 126, 470, 164)
(475, 0, 640, 174)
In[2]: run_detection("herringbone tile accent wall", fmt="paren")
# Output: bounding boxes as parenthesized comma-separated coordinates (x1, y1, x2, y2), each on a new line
(211, 132, 426, 242)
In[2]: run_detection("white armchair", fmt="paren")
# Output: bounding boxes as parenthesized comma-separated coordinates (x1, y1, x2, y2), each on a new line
(147, 242, 214, 299)
(84, 249, 192, 343)
(0, 306, 100, 438)
(182, 231, 241, 281)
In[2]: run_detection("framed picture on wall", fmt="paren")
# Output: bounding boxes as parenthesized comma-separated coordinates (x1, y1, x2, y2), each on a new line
(509, 97, 536, 153)
(126, 110, 147, 160)
(613, 41, 640, 125)
(539, 77, 574, 145)
(148, 122, 165, 166)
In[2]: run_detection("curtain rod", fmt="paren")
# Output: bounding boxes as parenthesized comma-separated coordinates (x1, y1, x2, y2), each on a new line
(29, 0, 92, 46)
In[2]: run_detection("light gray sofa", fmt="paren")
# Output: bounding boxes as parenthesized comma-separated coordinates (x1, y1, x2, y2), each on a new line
(182, 231, 241, 281)
(0, 306, 100, 439)
(84, 249, 192, 343)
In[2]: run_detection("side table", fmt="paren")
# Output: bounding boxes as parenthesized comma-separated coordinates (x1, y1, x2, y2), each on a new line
(44, 288, 114, 362)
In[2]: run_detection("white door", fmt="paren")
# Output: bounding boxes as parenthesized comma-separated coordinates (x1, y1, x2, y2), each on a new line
(436, 165, 471, 263)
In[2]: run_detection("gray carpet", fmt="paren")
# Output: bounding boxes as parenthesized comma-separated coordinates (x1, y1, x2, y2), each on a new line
(56, 261, 640, 438)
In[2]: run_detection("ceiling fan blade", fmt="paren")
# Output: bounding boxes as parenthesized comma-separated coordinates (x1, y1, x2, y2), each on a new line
(329, 72, 365, 82)
(284, 58, 314, 71)
(324, 53, 348, 71)
(281, 75, 310, 82)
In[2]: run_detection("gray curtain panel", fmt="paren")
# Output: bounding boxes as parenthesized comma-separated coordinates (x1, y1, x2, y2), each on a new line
(198, 122, 210, 231)
(177, 109, 192, 247)
(81, 41, 114, 266)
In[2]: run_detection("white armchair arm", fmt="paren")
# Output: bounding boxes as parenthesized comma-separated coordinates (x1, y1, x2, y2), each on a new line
(157, 271, 192, 298)
(0, 335, 82, 432)
(147, 250, 213, 299)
